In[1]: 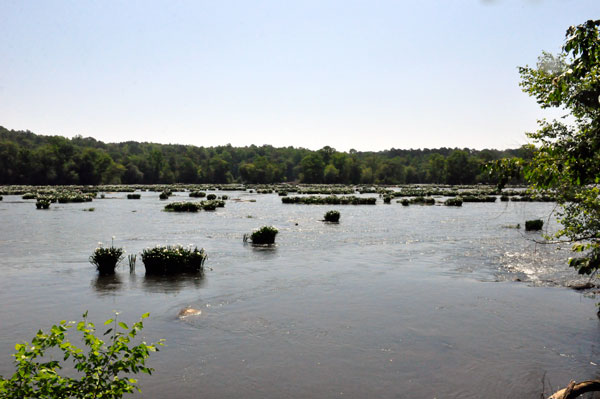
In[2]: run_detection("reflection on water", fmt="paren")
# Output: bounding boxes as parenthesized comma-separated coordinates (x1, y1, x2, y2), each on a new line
(92, 273, 122, 295)
(0, 193, 598, 399)
(142, 272, 205, 294)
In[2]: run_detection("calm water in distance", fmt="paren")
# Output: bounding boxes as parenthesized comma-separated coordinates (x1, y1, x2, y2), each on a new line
(0, 191, 598, 398)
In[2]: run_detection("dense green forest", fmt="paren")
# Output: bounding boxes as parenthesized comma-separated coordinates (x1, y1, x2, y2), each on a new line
(0, 126, 531, 185)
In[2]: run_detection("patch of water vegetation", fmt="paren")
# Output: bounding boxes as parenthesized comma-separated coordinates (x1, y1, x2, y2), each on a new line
(410, 196, 435, 205)
(525, 219, 544, 231)
(444, 197, 463, 206)
(127, 193, 141, 199)
(189, 191, 206, 198)
(323, 210, 340, 222)
(244, 226, 278, 245)
(282, 195, 376, 205)
(89, 240, 124, 274)
(141, 245, 207, 274)
(35, 198, 51, 209)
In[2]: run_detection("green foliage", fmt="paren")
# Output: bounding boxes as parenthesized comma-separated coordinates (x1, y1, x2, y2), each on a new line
(89, 241, 124, 274)
(126, 193, 141, 199)
(0, 312, 163, 398)
(515, 20, 600, 275)
(0, 127, 530, 186)
(323, 210, 341, 222)
(249, 226, 278, 245)
(141, 245, 207, 274)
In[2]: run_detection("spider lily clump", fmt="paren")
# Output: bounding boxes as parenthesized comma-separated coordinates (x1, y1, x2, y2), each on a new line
(89, 237, 124, 274)
(141, 244, 207, 274)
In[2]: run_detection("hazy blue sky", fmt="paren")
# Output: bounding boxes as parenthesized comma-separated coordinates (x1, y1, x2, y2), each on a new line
(0, 1, 597, 151)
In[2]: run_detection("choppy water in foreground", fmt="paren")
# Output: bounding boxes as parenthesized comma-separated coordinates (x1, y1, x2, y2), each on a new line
(0, 191, 598, 398)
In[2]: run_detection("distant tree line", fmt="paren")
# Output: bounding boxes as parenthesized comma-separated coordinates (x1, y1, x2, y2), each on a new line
(0, 126, 532, 186)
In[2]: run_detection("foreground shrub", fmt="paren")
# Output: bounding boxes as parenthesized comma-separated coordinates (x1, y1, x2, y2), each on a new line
(127, 193, 141, 199)
(245, 226, 278, 245)
(89, 240, 124, 274)
(0, 312, 162, 399)
(323, 210, 340, 222)
(525, 219, 544, 231)
(141, 245, 207, 274)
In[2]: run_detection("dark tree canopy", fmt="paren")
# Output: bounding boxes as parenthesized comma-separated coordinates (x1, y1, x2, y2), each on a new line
(0, 126, 529, 186)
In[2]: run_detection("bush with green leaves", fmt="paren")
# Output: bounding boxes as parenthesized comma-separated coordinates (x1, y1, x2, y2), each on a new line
(189, 191, 206, 198)
(0, 312, 163, 399)
(89, 240, 124, 274)
(127, 193, 141, 199)
(246, 226, 278, 245)
(323, 210, 340, 222)
(141, 245, 207, 274)
(206, 193, 217, 200)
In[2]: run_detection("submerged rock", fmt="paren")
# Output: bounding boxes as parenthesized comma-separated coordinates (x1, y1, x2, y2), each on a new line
(567, 282, 596, 291)
(178, 307, 202, 319)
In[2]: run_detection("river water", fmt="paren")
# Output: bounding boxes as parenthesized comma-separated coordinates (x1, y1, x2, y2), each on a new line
(0, 191, 598, 398)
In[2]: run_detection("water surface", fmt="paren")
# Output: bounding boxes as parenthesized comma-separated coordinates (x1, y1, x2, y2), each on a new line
(0, 191, 597, 398)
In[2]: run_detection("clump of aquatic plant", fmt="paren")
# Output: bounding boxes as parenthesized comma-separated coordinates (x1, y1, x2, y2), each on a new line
(461, 195, 497, 203)
(221, 195, 228, 200)
(206, 193, 217, 200)
(127, 193, 141, 199)
(244, 226, 278, 245)
(525, 219, 544, 231)
(159, 189, 172, 200)
(89, 238, 124, 274)
(189, 191, 206, 198)
(410, 196, 435, 205)
(35, 199, 51, 209)
(22, 192, 36, 200)
(398, 198, 410, 206)
(444, 197, 463, 207)
(0, 195, 2, 201)
(164, 201, 202, 212)
(323, 210, 341, 223)
(128, 254, 137, 273)
(202, 201, 217, 211)
(83, 207, 95, 212)
(282, 195, 376, 205)
(0, 312, 163, 399)
(141, 245, 207, 274)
